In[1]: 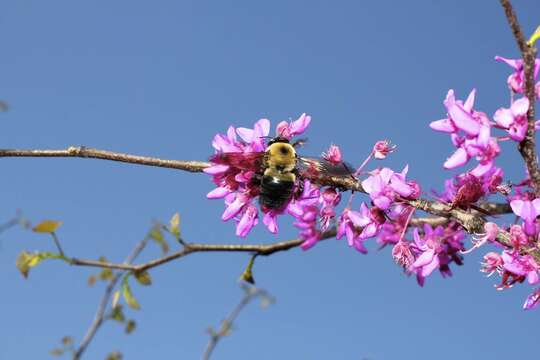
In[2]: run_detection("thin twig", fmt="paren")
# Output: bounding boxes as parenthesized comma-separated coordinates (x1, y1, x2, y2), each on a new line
(201, 287, 271, 360)
(51, 232, 65, 257)
(70, 229, 337, 273)
(500, 0, 540, 194)
(72, 237, 150, 360)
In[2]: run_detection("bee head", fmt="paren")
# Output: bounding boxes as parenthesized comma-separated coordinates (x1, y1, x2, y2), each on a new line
(266, 136, 290, 146)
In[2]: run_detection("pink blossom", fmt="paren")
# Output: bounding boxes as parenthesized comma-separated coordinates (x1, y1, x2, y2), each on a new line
(336, 203, 385, 254)
(373, 140, 396, 159)
(495, 55, 540, 94)
(361, 167, 416, 210)
(319, 188, 341, 232)
(481, 252, 503, 276)
(524, 288, 540, 310)
(275, 113, 311, 140)
(288, 180, 323, 250)
(392, 241, 415, 270)
(410, 224, 464, 285)
(431, 89, 500, 170)
(510, 198, 540, 236)
(322, 144, 342, 164)
(501, 251, 540, 285)
(494, 97, 530, 141)
(462, 222, 499, 253)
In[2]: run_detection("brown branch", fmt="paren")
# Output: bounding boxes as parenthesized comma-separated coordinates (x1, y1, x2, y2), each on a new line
(0, 147, 209, 173)
(201, 287, 272, 360)
(500, 0, 540, 194)
(70, 229, 336, 273)
(72, 237, 150, 360)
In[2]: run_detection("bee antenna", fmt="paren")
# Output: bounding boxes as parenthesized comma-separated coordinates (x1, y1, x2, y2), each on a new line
(292, 138, 308, 148)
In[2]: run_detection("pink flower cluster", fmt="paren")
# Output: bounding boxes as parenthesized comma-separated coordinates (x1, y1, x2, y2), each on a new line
(205, 54, 540, 310)
(205, 114, 311, 237)
(430, 55, 540, 310)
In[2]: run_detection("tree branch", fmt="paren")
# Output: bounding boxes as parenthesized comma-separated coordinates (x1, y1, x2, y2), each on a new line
(70, 229, 337, 273)
(201, 286, 272, 360)
(72, 237, 150, 360)
(500, 0, 540, 194)
(0, 147, 209, 173)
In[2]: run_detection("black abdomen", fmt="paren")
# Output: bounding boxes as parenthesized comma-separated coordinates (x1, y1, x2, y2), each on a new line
(259, 175, 295, 211)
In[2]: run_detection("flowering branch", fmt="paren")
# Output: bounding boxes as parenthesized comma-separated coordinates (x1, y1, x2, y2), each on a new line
(500, 0, 540, 194)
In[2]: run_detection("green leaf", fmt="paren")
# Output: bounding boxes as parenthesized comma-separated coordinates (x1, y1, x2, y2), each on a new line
(528, 25, 540, 46)
(106, 351, 123, 360)
(125, 319, 136, 334)
(149, 226, 169, 254)
(134, 271, 152, 286)
(16, 251, 66, 278)
(99, 268, 114, 281)
(111, 290, 121, 309)
(32, 220, 63, 233)
(169, 212, 181, 240)
(121, 275, 141, 310)
(110, 305, 125, 323)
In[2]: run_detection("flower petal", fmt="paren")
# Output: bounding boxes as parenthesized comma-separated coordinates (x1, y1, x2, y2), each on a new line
(443, 147, 469, 169)
(430, 118, 456, 133)
(448, 103, 481, 136)
(494, 107, 514, 128)
(511, 97, 530, 116)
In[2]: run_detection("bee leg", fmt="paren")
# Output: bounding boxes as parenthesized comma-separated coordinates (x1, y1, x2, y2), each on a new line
(293, 178, 305, 199)
(249, 173, 263, 186)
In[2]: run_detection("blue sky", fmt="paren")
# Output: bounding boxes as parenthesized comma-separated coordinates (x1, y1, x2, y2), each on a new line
(1, 1, 539, 359)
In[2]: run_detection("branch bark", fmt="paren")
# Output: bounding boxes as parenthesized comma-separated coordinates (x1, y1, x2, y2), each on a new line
(0, 147, 209, 172)
(500, 0, 540, 194)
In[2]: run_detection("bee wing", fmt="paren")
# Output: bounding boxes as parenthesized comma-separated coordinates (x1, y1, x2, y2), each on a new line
(210, 151, 265, 172)
(297, 157, 355, 181)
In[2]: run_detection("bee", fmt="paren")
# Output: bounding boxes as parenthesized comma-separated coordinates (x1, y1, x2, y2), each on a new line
(210, 136, 354, 212)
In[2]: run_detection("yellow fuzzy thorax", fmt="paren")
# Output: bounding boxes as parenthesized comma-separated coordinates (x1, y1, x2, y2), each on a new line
(264, 142, 297, 173)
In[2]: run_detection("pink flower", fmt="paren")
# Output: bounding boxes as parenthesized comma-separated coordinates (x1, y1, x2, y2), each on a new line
(495, 56, 540, 94)
(275, 113, 311, 140)
(288, 180, 323, 250)
(336, 203, 385, 254)
(481, 252, 503, 276)
(462, 222, 499, 253)
(524, 288, 540, 310)
(392, 241, 415, 270)
(361, 167, 416, 210)
(502, 251, 539, 285)
(494, 97, 530, 142)
(222, 193, 259, 238)
(410, 224, 464, 285)
(319, 188, 341, 232)
(373, 140, 396, 159)
(430, 89, 500, 170)
(510, 198, 540, 236)
(322, 144, 342, 164)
